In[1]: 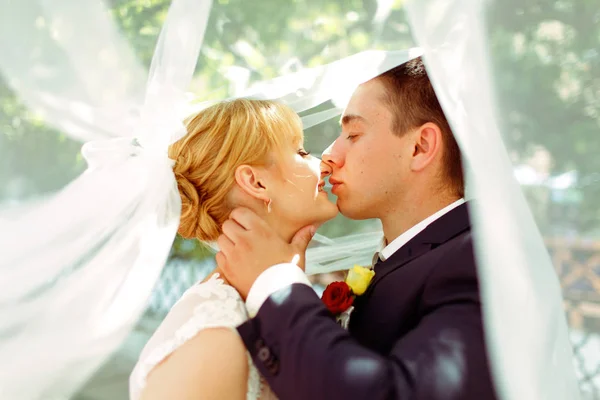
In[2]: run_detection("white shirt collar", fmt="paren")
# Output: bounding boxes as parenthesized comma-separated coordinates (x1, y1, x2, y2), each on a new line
(377, 198, 466, 263)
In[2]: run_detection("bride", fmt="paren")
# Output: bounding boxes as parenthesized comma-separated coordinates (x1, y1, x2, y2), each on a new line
(129, 98, 338, 399)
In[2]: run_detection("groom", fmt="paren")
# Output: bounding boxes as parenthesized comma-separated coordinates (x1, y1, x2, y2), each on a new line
(217, 57, 498, 399)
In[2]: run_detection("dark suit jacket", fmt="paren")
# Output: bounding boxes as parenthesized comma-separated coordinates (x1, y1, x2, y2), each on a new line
(238, 203, 498, 399)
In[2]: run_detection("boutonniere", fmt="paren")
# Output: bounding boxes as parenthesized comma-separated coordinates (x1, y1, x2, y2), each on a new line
(321, 265, 375, 327)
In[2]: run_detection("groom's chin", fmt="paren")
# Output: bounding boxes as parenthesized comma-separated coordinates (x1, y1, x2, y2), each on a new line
(336, 201, 370, 221)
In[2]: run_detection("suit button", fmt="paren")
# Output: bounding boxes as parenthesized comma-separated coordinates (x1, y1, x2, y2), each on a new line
(254, 339, 265, 351)
(264, 356, 275, 367)
(266, 358, 279, 375)
(258, 346, 271, 362)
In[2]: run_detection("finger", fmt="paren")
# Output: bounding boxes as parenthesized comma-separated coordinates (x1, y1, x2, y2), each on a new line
(222, 219, 246, 244)
(217, 234, 235, 255)
(291, 225, 316, 272)
(291, 225, 316, 252)
(215, 251, 230, 274)
(229, 207, 268, 231)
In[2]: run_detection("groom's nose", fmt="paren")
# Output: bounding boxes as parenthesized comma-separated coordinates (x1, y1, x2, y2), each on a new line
(321, 140, 344, 169)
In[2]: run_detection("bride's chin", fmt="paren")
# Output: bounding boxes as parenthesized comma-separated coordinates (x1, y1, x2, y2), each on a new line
(320, 204, 339, 222)
(302, 198, 338, 227)
(309, 216, 332, 231)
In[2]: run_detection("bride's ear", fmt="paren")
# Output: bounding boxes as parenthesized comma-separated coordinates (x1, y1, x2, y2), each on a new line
(234, 164, 270, 202)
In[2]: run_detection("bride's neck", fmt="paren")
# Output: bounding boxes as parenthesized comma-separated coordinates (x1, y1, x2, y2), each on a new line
(263, 212, 296, 243)
(204, 209, 293, 284)
(234, 200, 296, 242)
(228, 189, 296, 243)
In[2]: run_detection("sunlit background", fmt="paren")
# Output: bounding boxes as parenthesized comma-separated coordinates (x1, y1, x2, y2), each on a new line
(0, 0, 598, 398)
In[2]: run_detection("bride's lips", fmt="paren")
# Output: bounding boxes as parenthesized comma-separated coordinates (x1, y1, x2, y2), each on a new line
(329, 177, 343, 194)
(318, 180, 326, 194)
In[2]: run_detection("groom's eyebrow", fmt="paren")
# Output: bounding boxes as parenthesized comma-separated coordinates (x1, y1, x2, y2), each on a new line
(340, 114, 366, 126)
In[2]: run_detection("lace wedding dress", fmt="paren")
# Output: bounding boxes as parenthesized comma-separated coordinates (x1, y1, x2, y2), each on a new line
(129, 273, 275, 400)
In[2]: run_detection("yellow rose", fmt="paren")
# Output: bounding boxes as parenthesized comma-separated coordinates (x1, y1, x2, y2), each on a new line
(345, 265, 375, 295)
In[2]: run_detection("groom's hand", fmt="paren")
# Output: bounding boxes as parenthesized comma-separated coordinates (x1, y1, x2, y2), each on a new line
(216, 207, 316, 299)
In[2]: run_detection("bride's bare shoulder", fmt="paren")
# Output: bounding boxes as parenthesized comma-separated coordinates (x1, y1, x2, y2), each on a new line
(133, 273, 250, 400)
(141, 327, 249, 400)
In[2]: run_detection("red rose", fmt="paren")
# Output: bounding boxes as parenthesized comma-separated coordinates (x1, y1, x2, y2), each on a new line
(322, 281, 354, 315)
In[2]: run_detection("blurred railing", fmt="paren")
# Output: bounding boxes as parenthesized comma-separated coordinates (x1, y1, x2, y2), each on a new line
(546, 238, 600, 399)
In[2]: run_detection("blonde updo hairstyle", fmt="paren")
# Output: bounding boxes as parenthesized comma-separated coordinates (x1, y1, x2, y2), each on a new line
(169, 99, 303, 241)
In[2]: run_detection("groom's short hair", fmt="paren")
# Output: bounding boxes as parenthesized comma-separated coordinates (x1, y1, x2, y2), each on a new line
(376, 57, 464, 197)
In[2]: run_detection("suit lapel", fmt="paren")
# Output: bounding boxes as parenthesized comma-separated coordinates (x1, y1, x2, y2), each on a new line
(364, 202, 472, 296)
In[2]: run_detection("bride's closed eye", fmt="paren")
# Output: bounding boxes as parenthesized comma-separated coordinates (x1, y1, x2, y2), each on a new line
(297, 149, 311, 157)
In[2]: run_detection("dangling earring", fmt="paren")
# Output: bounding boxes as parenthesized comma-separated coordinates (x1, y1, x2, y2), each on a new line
(266, 198, 273, 213)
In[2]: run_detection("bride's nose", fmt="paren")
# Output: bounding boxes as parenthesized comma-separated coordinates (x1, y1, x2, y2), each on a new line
(320, 161, 332, 178)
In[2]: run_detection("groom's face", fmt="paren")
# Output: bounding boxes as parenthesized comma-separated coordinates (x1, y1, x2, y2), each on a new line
(322, 79, 413, 219)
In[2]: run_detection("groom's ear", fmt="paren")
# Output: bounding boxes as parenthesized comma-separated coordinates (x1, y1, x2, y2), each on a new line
(410, 122, 443, 172)
(234, 164, 270, 202)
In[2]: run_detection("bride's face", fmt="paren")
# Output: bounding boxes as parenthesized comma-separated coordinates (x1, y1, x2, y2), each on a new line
(266, 141, 338, 230)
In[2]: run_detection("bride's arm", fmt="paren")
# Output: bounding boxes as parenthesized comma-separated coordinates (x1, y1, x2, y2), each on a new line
(140, 327, 249, 400)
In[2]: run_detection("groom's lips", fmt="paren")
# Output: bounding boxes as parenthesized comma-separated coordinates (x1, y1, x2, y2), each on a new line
(329, 177, 343, 194)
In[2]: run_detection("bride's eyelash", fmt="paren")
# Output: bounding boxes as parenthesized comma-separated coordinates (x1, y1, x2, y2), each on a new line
(298, 149, 311, 157)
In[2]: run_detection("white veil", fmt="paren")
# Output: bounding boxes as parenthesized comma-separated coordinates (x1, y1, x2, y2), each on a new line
(0, 0, 211, 397)
(404, 1, 580, 399)
(0, 0, 592, 398)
